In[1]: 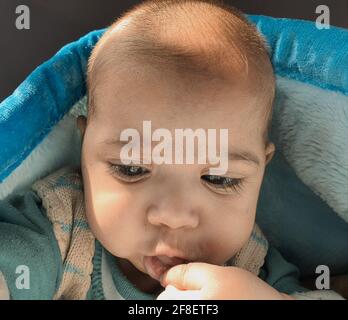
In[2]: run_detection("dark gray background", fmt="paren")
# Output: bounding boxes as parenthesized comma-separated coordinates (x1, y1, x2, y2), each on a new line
(1, 0, 347, 102)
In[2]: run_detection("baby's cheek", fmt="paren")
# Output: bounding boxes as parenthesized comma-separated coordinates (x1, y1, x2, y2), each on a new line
(233, 179, 261, 218)
(216, 202, 256, 252)
(86, 190, 139, 252)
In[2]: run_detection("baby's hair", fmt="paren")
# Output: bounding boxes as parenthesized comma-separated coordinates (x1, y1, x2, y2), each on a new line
(87, 0, 275, 144)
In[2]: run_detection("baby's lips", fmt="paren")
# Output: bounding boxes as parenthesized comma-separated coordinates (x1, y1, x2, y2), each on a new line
(157, 255, 188, 266)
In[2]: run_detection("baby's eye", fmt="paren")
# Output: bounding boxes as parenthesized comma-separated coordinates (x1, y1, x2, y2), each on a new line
(108, 163, 151, 182)
(201, 174, 244, 194)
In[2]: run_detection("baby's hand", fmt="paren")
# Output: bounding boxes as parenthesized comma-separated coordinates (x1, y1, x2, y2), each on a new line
(156, 262, 293, 300)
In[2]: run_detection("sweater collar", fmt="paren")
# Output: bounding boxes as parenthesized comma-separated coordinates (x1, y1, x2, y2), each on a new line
(93, 240, 157, 300)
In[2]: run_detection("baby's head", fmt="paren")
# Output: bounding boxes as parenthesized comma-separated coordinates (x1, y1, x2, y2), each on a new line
(78, 0, 275, 293)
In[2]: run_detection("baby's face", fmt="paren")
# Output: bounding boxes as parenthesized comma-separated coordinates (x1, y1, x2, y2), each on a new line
(79, 62, 274, 292)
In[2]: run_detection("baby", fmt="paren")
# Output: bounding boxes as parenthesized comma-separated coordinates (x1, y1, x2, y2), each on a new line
(0, 0, 344, 300)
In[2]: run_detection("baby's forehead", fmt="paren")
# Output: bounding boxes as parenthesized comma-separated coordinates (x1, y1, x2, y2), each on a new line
(93, 75, 263, 138)
(98, 56, 255, 108)
(90, 51, 265, 132)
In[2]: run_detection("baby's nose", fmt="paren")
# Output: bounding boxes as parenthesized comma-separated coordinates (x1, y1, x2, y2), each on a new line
(147, 205, 199, 230)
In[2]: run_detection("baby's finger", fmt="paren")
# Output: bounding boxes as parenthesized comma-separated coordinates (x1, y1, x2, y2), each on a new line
(156, 284, 202, 300)
(160, 262, 211, 290)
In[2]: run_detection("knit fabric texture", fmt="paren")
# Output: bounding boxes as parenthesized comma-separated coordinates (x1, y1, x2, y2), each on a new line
(32, 166, 95, 300)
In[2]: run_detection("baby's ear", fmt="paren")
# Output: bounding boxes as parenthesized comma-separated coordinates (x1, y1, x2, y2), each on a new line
(77, 115, 87, 139)
(265, 142, 275, 165)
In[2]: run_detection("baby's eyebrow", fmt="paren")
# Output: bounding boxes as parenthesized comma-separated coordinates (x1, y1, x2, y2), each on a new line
(100, 138, 260, 166)
(228, 150, 260, 167)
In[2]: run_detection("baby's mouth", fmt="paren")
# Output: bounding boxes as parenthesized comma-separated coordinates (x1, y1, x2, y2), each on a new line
(143, 255, 189, 283)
